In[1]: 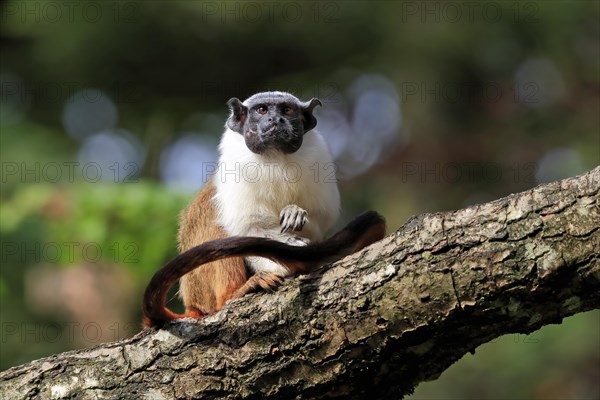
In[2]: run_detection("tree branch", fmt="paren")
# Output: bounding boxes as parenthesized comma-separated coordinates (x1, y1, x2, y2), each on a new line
(2, 167, 599, 400)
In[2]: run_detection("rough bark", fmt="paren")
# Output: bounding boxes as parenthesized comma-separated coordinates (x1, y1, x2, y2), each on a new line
(1, 167, 599, 400)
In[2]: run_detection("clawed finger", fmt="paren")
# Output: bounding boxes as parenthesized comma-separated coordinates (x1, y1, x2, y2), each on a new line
(280, 205, 307, 233)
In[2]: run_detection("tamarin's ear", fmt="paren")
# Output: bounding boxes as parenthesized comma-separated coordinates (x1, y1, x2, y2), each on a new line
(300, 98, 322, 132)
(226, 97, 247, 133)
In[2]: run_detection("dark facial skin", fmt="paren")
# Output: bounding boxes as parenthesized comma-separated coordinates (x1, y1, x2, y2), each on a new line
(226, 92, 322, 154)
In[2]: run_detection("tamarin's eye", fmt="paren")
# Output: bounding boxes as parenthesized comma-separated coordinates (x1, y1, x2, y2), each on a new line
(256, 106, 268, 115)
(283, 106, 295, 115)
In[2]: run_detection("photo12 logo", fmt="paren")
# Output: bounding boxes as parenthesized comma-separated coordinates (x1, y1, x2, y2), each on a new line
(399, 2, 539, 24)
(1, 162, 140, 183)
(399, 161, 536, 185)
(0, 81, 139, 105)
(1, 321, 139, 345)
(1, 1, 138, 24)
(204, 161, 338, 184)
(1, 241, 139, 264)
(199, 1, 341, 24)
(399, 81, 540, 104)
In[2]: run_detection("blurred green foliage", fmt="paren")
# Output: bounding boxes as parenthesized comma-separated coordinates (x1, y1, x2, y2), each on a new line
(0, 181, 188, 368)
(0, 1, 598, 398)
(1, 182, 187, 275)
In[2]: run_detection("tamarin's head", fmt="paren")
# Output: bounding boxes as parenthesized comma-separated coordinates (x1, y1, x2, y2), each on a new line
(226, 91, 322, 154)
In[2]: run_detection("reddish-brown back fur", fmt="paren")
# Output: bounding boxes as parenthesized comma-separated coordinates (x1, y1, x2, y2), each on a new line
(177, 181, 248, 315)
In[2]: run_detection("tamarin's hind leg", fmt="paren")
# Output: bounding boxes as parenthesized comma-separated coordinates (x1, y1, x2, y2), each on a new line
(230, 271, 286, 300)
(181, 257, 248, 315)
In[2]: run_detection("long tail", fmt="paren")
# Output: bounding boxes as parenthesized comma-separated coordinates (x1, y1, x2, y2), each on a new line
(142, 211, 386, 328)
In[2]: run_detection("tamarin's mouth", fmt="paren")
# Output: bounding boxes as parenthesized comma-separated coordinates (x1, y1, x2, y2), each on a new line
(260, 125, 282, 134)
(260, 127, 293, 141)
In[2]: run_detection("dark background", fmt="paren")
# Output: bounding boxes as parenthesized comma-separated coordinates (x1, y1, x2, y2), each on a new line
(1, 1, 598, 398)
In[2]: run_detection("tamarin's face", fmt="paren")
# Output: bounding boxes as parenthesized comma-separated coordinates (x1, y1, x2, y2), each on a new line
(226, 92, 322, 154)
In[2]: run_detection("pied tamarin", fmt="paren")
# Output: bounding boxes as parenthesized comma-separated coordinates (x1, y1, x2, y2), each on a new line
(143, 91, 386, 328)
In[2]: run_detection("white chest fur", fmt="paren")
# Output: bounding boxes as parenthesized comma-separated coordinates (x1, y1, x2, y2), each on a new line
(213, 129, 340, 242)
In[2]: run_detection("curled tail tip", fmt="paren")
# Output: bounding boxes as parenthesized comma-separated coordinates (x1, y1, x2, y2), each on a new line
(142, 316, 157, 329)
(142, 311, 166, 329)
